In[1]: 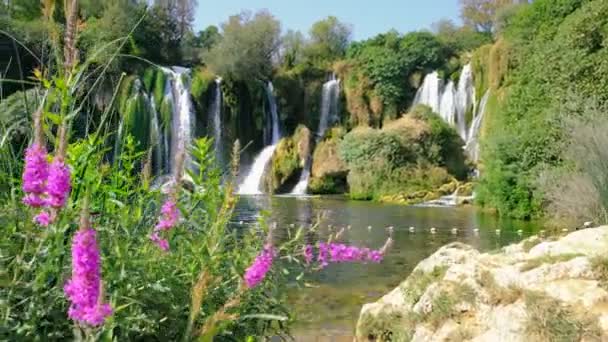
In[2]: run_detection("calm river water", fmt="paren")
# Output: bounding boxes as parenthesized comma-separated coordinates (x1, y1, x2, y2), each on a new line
(234, 195, 541, 339)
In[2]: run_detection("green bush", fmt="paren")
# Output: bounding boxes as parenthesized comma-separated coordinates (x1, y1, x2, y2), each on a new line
(339, 108, 467, 201)
(477, 0, 608, 219)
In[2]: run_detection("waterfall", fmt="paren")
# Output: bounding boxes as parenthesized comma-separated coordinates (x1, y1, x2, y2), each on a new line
(164, 66, 194, 175)
(465, 90, 490, 163)
(290, 165, 310, 195)
(439, 81, 456, 125)
(316, 76, 340, 139)
(209, 77, 223, 162)
(238, 81, 281, 195)
(413, 71, 442, 114)
(412, 64, 475, 141)
(290, 76, 341, 195)
(455, 64, 475, 140)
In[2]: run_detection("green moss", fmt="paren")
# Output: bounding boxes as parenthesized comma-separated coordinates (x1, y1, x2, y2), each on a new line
(265, 137, 300, 193)
(142, 68, 156, 93)
(519, 253, 583, 272)
(308, 175, 347, 195)
(191, 67, 215, 101)
(153, 70, 167, 110)
(417, 282, 477, 329)
(122, 94, 150, 152)
(118, 75, 137, 114)
(524, 291, 602, 341)
(401, 266, 448, 305)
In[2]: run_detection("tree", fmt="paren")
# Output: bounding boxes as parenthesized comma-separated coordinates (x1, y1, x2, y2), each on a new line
(459, 0, 515, 33)
(280, 29, 306, 68)
(203, 10, 281, 81)
(305, 16, 352, 66)
(432, 18, 492, 52)
(154, 0, 198, 37)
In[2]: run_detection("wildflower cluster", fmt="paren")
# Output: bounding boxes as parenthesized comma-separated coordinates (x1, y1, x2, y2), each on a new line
(21, 143, 72, 226)
(308, 240, 391, 269)
(64, 228, 112, 326)
(244, 244, 276, 288)
(150, 198, 180, 251)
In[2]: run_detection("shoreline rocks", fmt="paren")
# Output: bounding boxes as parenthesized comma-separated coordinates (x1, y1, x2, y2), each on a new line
(355, 226, 608, 341)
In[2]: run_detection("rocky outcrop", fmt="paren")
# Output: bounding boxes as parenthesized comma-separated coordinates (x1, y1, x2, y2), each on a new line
(355, 226, 608, 341)
(264, 125, 313, 193)
(309, 127, 349, 194)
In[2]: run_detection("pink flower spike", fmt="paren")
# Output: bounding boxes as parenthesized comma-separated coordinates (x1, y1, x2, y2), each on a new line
(23, 194, 46, 208)
(34, 211, 52, 226)
(46, 159, 71, 208)
(150, 232, 170, 252)
(22, 144, 49, 206)
(155, 199, 179, 231)
(64, 228, 112, 326)
(244, 244, 275, 288)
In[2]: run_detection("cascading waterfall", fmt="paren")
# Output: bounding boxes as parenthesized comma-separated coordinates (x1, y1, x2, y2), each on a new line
(413, 63, 476, 141)
(439, 81, 456, 125)
(455, 64, 475, 140)
(465, 90, 490, 163)
(291, 76, 341, 195)
(413, 71, 442, 114)
(209, 77, 223, 162)
(165, 66, 195, 175)
(316, 76, 340, 139)
(238, 81, 281, 195)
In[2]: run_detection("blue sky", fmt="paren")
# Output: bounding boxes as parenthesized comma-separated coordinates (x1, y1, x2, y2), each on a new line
(194, 0, 461, 40)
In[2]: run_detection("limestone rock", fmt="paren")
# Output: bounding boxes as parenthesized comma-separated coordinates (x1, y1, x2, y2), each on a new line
(355, 226, 608, 341)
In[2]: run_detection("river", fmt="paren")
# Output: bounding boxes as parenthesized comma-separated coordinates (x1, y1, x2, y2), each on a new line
(234, 195, 541, 339)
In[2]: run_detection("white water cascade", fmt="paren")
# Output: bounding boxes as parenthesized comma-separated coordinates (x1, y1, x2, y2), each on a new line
(413, 71, 441, 114)
(413, 63, 476, 140)
(291, 76, 340, 195)
(164, 67, 195, 175)
(209, 77, 223, 161)
(465, 90, 490, 163)
(238, 81, 281, 195)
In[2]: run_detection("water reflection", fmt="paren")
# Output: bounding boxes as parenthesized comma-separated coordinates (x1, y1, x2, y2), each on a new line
(234, 195, 542, 336)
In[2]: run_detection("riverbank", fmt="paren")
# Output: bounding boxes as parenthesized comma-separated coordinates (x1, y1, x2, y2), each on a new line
(355, 226, 608, 341)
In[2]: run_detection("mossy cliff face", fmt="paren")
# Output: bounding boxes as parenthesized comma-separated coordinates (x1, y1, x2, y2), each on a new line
(264, 125, 313, 194)
(309, 127, 349, 194)
(356, 226, 608, 341)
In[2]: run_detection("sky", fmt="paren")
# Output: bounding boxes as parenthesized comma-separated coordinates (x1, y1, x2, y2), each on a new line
(194, 0, 461, 40)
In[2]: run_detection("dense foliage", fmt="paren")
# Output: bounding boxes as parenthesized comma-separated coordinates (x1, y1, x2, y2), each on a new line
(339, 106, 468, 201)
(476, 0, 608, 220)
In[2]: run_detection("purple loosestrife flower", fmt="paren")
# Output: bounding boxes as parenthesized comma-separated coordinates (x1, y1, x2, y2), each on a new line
(34, 211, 52, 227)
(22, 144, 49, 207)
(244, 244, 275, 288)
(367, 250, 384, 263)
(317, 242, 329, 268)
(155, 199, 179, 231)
(303, 244, 313, 264)
(64, 228, 112, 326)
(150, 232, 170, 252)
(46, 158, 71, 208)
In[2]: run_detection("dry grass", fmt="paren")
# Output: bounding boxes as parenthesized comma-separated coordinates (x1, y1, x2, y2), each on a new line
(519, 253, 583, 272)
(401, 266, 448, 305)
(478, 270, 523, 306)
(524, 291, 602, 342)
(590, 256, 608, 291)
